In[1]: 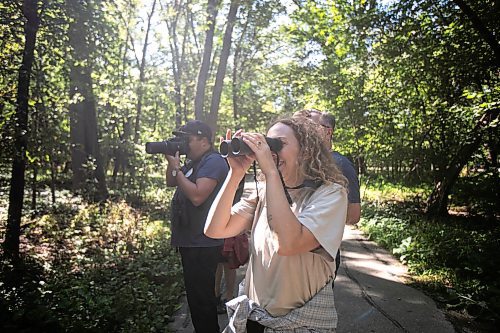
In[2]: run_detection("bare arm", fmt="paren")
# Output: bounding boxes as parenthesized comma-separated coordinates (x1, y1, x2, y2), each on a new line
(165, 151, 220, 206)
(165, 152, 180, 187)
(346, 203, 361, 225)
(264, 171, 320, 256)
(176, 174, 218, 207)
(205, 128, 254, 239)
(204, 169, 252, 238)
(241, 134, 320, 256)
(166, 163, 178, 187)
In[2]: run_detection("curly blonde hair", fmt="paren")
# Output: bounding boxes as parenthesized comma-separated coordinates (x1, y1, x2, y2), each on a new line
(267, 116, 347, 188)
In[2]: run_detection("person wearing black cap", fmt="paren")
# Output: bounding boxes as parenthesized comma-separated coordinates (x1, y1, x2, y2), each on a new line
(166, 119, 229, 333)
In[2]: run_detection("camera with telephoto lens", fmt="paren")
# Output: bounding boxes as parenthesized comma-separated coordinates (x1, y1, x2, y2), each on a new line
(219, 137, 283, 158)
(145, 136, 189, 155)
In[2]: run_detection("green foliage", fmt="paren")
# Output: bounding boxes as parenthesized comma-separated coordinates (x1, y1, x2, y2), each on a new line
(0, 1, 24, 158)
(285, 0, 499, 191)
(1, 197, 183, 332)
(2, 0, 499, 329)
(359, 200, 500, 321)
(361, 174, 432, 202)
(451, 169, 500, 219)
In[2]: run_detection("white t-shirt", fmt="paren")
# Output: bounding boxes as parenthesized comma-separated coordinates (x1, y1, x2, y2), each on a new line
(231, 183, 347, 316)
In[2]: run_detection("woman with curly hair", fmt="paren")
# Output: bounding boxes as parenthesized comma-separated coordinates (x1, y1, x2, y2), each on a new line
(205, 116, 348, 332)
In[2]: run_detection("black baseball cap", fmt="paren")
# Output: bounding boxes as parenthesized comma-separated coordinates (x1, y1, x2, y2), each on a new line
(172, 120, 213, 142)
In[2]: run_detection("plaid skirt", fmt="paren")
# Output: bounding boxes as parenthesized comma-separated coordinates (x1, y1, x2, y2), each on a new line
(223, 280, 337, 333)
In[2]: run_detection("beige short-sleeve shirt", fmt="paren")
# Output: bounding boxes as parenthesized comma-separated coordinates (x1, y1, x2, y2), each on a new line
(231, 183, 347, 316)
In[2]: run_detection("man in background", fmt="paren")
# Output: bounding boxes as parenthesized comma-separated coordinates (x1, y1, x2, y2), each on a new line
(311, 110, 361, 225)
(166, 120, 229, 333)
(294, 109, 361, 281)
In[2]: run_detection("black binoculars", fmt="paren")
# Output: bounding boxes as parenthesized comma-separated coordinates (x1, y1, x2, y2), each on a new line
(219, 137, 282, 158)
(145, 136, 189, 156)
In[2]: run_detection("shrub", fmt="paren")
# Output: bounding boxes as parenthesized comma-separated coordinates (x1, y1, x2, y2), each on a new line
(1, 197, 183, 332)
(359, 201, 500, 322)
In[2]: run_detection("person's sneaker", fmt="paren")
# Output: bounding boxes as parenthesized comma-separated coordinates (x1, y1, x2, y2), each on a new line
(217, 298, 227, 314)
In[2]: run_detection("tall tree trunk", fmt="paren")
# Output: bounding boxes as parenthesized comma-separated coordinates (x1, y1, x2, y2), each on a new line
(31, 104, 39, 212)
(232, 44, 241, 121)
(50, 159, 56, 204)
(67, 0, 108, 201)
(231, 7, 251, 121)
(133, 0, 157, 143)
(112, 10, 135, 184)
(164, 0, 184, 128)
(486, 127, 498, 170)
(4, 0, 40, 259)
(208, 0, 240, 133)
(207, 0, 239, 131)
(152, 99, 158, 132)
(426, 107, 499, 216)
(194, 0, 219, 120)
(31, 166, 37, 212)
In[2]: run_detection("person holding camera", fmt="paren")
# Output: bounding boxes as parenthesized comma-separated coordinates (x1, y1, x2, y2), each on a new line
(204, 116, 348, 332)
(166, 120, 229, 333)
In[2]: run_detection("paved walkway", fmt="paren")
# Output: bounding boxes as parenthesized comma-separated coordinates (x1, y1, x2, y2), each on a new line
(168, 225, 455, 332)
(334, 226, 454, 332)
(168, 178, 455, 332)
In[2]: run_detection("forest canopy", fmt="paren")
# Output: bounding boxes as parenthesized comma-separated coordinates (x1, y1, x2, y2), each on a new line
(1, 0, 498, 213)
(0, 0, 498, 331)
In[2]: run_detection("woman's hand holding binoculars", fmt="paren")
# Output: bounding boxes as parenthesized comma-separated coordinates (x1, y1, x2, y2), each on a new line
(220, 129, 254, 180)
(220, 129, 282, 179)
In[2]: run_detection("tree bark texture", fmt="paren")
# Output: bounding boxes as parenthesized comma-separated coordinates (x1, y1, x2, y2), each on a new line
(4, 0, 40, 258)
(231, 6, 250, 121)
(194, 0, 219, 120)
(207, 0, 239, 132)
(67, 0, 108, 201)
(426, 107, 499, 216)
(164, 0, 184, 127)
(133, 0, 157, 143)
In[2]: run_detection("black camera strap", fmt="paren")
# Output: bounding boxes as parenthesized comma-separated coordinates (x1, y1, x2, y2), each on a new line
(183, 148, 217, 179)
(277, 155, 323, 206)
(252, 154, 322, 207)
(285, 179, 323, 190)
(251, 156, 291, 205)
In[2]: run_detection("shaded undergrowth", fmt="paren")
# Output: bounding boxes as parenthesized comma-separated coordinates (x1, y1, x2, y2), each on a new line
(1, 187, 183, 332)
(359, 179, 499, 331)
